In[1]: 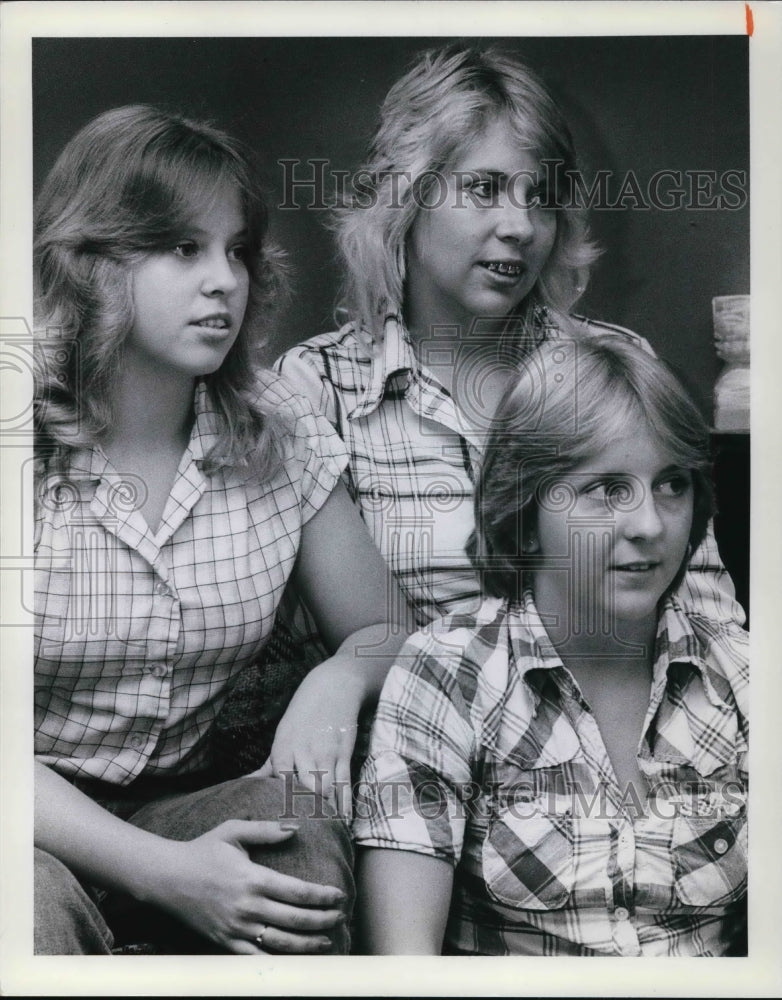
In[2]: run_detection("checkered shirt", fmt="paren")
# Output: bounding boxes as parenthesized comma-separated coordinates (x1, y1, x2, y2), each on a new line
(34, 375, 348, 785)
(275, 313, 746, 640)
(353, 592, 748, 956)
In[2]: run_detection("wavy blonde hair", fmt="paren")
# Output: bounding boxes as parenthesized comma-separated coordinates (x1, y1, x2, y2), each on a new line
(332, 43, 601, 344)
(34, 104, 287, 479)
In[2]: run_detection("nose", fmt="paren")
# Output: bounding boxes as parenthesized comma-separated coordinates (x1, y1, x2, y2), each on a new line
(621, 484, 664, 542)
(201, 249, 240, 296)
(494, 196, 537, 245)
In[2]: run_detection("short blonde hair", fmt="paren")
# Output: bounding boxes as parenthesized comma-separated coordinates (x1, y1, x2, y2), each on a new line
(468, 335, 714, 602)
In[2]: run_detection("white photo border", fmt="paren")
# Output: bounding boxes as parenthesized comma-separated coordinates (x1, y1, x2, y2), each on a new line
(2, 2, 781, 996)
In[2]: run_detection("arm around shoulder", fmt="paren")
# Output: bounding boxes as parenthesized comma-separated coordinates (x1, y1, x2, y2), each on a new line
(261, 479, 415, 810)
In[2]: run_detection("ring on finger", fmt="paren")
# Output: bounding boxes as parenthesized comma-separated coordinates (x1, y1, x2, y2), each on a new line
(255, 923, 269, 949)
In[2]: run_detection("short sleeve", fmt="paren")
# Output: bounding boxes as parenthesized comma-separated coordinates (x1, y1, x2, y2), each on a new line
(256, 371, 348, 524)
(274, 345, 340, 428)
(353, 628, 477, 865)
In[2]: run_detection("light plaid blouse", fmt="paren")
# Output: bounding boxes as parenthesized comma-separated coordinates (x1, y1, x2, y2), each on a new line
(353, 592, 748, 956)
(276, 313, 746, 637)
(34, 375, 347, 785)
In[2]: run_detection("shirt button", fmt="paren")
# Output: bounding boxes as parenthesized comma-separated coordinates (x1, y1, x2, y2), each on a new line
(714, 838, 729, 855)
(149, 663, 168, 679)
(614, 906, 630, 921)
(130, 735, 144, 749)
(154, 581, 170, 596)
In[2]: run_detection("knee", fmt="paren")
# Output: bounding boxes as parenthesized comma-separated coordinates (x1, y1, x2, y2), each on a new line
(235, 775, 352, 847)
(237, 777, 355, 955)
(236, 776, 355, 886)
(34, 848, 113, 954)
(201, 774, 349, 829)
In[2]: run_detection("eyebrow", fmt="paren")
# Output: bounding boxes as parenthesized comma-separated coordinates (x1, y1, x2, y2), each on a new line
(577, 464, 689, 478)
(185, 225, 249, 240)
(458, 168, 534, 177)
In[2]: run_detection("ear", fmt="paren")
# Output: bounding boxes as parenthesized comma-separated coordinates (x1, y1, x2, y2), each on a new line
(522, 531, 540, 554)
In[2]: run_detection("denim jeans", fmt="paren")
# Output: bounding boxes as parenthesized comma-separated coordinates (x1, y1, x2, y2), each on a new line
(34, 774, 354, 954)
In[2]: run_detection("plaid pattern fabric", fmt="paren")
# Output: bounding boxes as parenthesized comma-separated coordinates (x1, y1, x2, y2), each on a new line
(35, 374, 348, 785)
(275, 312, 746, 648)
(352, 592, 748, 956)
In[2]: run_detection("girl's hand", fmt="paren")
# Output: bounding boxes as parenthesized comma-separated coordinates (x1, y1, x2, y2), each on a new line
(153, 820, 347, 954)
(255, 658, 363, 819)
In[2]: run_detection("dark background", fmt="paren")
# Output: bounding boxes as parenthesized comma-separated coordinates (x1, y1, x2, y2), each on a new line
(33, 35, 749, 420)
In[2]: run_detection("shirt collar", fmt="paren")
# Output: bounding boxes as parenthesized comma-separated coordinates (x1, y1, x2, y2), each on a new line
(508, 587, 568, 668)
(348, 315, 418, 420)
(42, 380, 219, 490)
(650, 596, 734, 712)
(348, 307, 558, 422)
(187, 379, 221, 466)
(485, 591, 580, 766)
(503, 590, 570, 720)
(507, 590, 732, 713)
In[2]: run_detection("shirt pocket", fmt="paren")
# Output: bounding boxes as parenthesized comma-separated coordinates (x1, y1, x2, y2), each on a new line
(482, 804, 576, 909)
(672, 808, 747, 908)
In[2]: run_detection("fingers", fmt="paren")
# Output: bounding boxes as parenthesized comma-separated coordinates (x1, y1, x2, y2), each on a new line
(230, 937, 262, 955)
(287, 750, 328, 801)
(263, 724, 358, 817)
(249, 924, 336, 955)
(333, 747, 354, 821)
(249, 758, 274, 778)
(245, 760, 353, 818)
(280, 731, 357, 818)
(217, 819, 300, 848)
(227, 926, 336, 955)
(225, 883, 349, 955)
(253, 897, 345, 934)
(254, 865, 348, 910)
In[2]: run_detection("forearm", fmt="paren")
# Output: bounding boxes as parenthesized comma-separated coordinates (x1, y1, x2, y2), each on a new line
(36, 761, 352, 953)
(326, 622, 410, 707)
(35, 760, 177, 904)
(356, 847, 453, 955)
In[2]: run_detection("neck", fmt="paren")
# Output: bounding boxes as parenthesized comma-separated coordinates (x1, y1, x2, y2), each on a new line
(533, 575, 659, 665)
(105, 360, 196, 450)
(404, 298, 507, 352)
(552, 619, 658, 666)
(403, 303, 514, 407)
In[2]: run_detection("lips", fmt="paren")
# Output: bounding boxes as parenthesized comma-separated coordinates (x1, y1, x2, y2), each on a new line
(611, 562, 660, 572)
(192, 313, 232, 330)
(481, 260, 524, 277)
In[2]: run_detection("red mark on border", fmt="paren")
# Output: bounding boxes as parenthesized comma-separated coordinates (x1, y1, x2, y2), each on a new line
(745, 3, 754, 36)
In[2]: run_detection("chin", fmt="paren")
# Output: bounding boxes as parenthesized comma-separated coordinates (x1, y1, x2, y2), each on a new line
(602, 589, 666, 626)
(610, 600, 665, 630)
(191, 354, 232, 377)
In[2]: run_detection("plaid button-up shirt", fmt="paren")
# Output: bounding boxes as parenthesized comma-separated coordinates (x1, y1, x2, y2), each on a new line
(353, 592, 748, 956)
(35, 375, 347, 785)
(276, 314, 746, 637)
